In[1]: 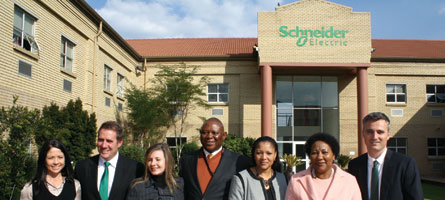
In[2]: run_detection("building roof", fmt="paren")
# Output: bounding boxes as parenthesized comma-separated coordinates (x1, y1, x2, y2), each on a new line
(127, 38, 258, 57)
(127, 38, 445, 60)
(372, 39, 445, 59)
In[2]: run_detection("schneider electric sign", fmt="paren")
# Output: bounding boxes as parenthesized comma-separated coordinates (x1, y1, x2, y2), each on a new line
(279, 26, 349, 47)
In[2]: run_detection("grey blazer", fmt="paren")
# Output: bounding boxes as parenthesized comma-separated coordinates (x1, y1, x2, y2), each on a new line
(126, 177, 184, 200)
(228, 169, 288, 200)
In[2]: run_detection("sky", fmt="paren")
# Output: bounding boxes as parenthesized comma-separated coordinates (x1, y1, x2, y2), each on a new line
(85, 0, 445, 40)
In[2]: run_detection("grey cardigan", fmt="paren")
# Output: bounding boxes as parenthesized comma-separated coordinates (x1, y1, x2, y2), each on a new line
(228, 169, 287, 200)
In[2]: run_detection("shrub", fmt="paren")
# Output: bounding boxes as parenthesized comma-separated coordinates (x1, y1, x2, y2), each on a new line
(0, 96, 40, 199)
(223, 134, 255, 158)
(120, 144, 146, 164)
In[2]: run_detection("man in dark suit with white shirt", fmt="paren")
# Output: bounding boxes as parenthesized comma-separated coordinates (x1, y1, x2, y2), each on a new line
(179, 118, 251, 200)
(348, 112, 423, 200)
(75, 121, 144, 200)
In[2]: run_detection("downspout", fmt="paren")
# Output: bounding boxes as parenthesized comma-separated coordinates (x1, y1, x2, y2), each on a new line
(92, 21, 103, 112)
(143, 58, 147, 90)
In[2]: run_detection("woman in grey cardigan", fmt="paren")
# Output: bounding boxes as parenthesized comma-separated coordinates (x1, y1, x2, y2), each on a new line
(229, 136, 287, 200)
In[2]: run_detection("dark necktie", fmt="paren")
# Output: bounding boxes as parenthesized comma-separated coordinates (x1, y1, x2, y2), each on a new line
(99, 161, 110, 200)
(370, 160, 380, 200)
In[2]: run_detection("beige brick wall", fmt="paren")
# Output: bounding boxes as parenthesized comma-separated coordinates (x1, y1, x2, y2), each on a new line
(0, 0, 140, 129)
(258, 0, 371, 64)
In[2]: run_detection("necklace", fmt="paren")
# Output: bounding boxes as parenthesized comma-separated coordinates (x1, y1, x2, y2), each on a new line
(252, 167, 273, 189)
(311, 167, 335, 179)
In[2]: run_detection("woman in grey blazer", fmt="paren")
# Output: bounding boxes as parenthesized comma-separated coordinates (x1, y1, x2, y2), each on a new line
(229, 136, 287, 200)
(126, 143, 183, 200)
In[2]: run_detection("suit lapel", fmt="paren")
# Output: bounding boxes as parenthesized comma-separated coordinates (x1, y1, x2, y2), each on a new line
(380, 150, 393, 200)
(109, 155, 123, 199)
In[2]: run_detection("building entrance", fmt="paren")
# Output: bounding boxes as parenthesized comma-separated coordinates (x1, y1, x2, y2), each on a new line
(276, 76, 339, 172)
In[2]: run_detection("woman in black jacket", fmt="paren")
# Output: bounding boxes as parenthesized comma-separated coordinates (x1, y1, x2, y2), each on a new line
(126, 143, 183, 200)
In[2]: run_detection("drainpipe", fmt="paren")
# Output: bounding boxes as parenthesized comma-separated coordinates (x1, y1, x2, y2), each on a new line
(92, 21, 103, 112)
(143, 58, 147, 90)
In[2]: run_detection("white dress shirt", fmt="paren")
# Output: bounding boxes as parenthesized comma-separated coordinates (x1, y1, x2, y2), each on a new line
(203, 146, 223, 158)
(97, 152, 119, 196)
(367, 148, 387, 200)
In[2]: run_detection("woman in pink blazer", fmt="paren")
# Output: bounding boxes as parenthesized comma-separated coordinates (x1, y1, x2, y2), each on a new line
(285, 133, 362, 200)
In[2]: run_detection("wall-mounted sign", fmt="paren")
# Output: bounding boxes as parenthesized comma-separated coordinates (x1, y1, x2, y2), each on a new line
(280, 26, 349, 47)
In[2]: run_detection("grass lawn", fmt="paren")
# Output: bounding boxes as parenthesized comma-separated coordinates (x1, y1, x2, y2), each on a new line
(423, 182, 445, 200)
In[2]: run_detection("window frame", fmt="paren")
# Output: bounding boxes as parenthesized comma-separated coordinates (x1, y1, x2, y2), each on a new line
(386, 84, 406, 104)
(13, 6, 39, 53)
(116, 73, 124, 98)
(426, 84, 445, 104)
(428, 137, 445, 157)
(104, 65, 112, 92)
(166, 136, 187, 149)
(207, 83, 229, 103)
(60, 37, 75, 72)
(387, 137, 407, 155)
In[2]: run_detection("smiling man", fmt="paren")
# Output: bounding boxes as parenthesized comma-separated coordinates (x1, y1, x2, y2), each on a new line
(348, 112, 423, 200)
(179, 118, 251, 200)
(75, 121, 144, 200)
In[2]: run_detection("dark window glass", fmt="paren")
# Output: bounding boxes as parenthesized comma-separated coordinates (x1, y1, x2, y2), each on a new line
(427, 85, 435, 93)
(294, 109, 320, 126)
(428, 138, 436, 147)
(387, 95, 395, 102)
(18, 60, 32, 77)
(63, 79, 72, 92)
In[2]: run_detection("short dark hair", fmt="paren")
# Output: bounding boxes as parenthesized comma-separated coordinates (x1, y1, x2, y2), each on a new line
(33, 139, 74, 196)
(363, 112, 390, 131)
(98, 121, 123, 141)
(201, 117, 224, 132)
(304, 133, 339, 159)
(251, 136, 282, 172)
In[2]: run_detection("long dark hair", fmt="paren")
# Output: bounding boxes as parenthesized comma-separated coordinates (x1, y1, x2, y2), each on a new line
(32, 139, 74, 196)
(251, 136, 282, 172)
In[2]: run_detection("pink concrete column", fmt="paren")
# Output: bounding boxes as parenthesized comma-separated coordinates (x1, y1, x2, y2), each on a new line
(357, 67, 369, 155)
(261, 65, 273, 137)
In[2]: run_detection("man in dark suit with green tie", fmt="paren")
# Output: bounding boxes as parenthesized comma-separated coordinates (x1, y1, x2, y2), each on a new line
(75, 121, 144, 200)
(348, 112, 423, 200)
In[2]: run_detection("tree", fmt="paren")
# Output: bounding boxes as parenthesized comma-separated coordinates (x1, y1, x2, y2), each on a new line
(151, 64, 209, 162)
(125, 63, 209, 162)
(35, 99, 97, 162)
(125, 84, 169, 146)
(0, 96, 39, 200)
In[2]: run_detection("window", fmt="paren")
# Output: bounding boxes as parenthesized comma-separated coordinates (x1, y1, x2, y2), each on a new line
(117, 102, 123, 111)
(428, 138, 445, 157)
(431, 109, 443, 117)
(13, 6, 38, 53)
(208, 84, 228, 103)
(388, 137, 407, 155)
(211, 108, 224, 116)
(18, 60, 32, 77)
(105, 97, 111, 107)
(63, 79, 72, 93)
(116, 74, 124, 98)
(166, 137, 187, 149)
(60, 37, 74, 72)
(386, 84, 406, 103)
(104, 65, 112, 91)
(426, 85, 445, 104)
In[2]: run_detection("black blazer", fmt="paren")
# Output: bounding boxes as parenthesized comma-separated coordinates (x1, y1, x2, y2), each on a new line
(179, 148, 251, 200)
(348, 150, 423, 200)
(74, 154, 144, 200)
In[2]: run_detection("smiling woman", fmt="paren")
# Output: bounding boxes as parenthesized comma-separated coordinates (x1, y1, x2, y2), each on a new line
(285, 133, 361, 200)
(20, 139, 81, 200)
(126, 143, 184, 200)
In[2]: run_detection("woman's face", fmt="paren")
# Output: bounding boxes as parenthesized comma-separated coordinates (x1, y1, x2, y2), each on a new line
(310, 141, 335, 177)
(147, 150, 166, 176)
(46, 147, 65, 176)
(254, 141, 277, 171)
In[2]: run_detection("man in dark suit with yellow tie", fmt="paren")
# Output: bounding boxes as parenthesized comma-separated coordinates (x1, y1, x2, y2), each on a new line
(348, 112, 423, 200)
(179, 118, 251, 200)
(75, 121, 144, 200)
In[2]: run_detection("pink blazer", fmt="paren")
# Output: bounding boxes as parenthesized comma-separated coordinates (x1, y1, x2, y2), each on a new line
(285, 164, 362, 200)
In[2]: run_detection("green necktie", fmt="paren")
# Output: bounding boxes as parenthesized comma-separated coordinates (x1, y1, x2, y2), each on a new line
(99, 161, 110, 200)
(370, 160, 380, 200)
